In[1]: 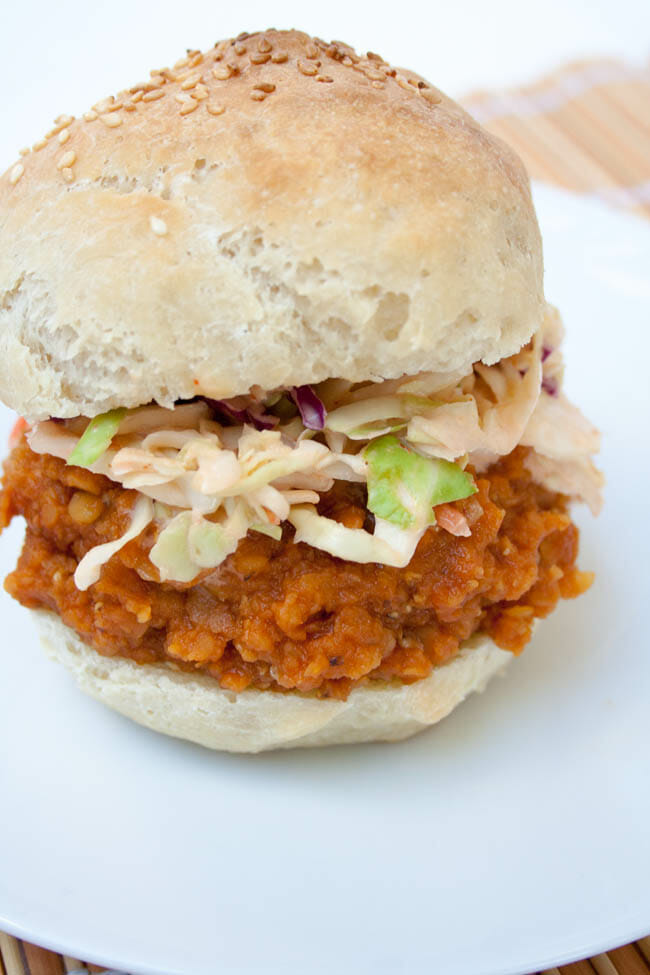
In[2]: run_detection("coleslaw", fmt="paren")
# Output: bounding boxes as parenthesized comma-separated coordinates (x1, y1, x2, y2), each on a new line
(25, 306, 602, 587)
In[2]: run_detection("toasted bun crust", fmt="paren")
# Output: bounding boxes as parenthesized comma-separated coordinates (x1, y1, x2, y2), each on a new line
(0, 29, 542, 421)
(35, 609, 512, 752)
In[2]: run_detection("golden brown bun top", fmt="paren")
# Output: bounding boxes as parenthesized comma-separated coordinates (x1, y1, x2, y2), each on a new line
(0, 29, 543, 419)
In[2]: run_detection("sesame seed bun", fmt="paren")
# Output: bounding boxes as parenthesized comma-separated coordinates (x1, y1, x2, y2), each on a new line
(0, 29, 543, 421)
(35, 609, 512, 752)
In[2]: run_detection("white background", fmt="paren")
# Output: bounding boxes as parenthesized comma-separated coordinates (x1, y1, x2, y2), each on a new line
(1, 0, 649, 170)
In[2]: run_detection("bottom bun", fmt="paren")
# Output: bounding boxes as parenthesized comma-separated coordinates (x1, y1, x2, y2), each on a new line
(35, 609, 513, 753)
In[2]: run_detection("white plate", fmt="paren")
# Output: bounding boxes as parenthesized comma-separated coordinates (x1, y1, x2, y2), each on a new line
(0, 183, 648, 975)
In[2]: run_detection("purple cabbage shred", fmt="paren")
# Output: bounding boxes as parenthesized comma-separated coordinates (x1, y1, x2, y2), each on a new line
(207, 398, 278, 431)
(291, 385, 327, 430)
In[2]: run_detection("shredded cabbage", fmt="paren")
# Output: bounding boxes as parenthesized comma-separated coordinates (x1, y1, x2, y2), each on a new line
(74, 495, 153, 590)
(251, 522, 283, 540)
(289, 505, 424, 568)
(150, 503, 250, 582)
(26, 308, 601, 587)
(68, 409, 126, 468)
(521, 391, 603, 513)
(291, 385, 327, 430)
(521, 391, 600, 460)
(147, 511, 198, 583)
(325, 395, 440, 440)
(408, 336, 543, 463)
(364, 435, 476, 530)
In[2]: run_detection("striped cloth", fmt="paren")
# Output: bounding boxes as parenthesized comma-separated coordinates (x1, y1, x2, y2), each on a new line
(462, 57, 650, 219)
(1, 56, 649, 975)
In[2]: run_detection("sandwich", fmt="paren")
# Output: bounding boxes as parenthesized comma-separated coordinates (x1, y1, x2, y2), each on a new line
(0, 29, 602, 751)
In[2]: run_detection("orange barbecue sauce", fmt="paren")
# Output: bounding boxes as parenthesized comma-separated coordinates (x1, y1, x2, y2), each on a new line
(0, 441, 591, 698)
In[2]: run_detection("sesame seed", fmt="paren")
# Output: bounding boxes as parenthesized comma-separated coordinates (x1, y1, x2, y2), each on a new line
(61, 167, 74, 183)
(420, 89, 442, 105)
(297, 60, 318, 76)
(57, 150, 76, 170)
(47, 118, 74, 137)
(93, 97, 118, 114)
(142, 81, 160, 92)
(33, 32, 423, 166)
(33, 138, 48, 151)
(19, 147, 30, 156)
(150, 216, 167, 235)
(9, 164, 24, 185)
(181, 73, 202, 90)
(396, 76, 414, 92)
(326, 43, 344, 61)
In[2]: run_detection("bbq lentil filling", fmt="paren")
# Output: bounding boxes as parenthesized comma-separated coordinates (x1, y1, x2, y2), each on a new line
(1, 440, 591, 699)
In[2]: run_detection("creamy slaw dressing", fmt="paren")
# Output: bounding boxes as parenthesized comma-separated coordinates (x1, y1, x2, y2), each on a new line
(26, 307, 602, 588)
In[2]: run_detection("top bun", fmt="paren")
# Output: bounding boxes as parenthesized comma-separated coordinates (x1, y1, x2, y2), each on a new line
(0, 29, 543, 421)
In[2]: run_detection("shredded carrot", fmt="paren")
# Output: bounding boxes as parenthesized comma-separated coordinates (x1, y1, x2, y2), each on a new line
(8, 416, 29, 450)
(435, 503, 471, 537)
(262, 506, 281, 526)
